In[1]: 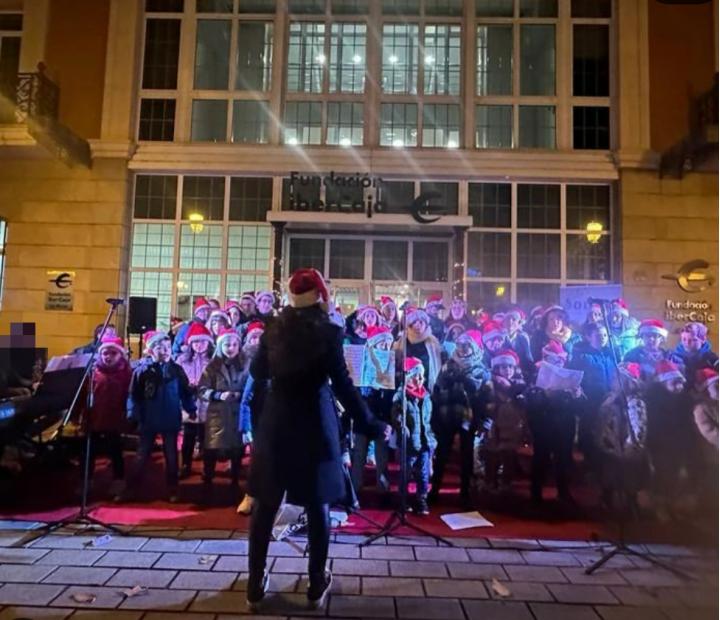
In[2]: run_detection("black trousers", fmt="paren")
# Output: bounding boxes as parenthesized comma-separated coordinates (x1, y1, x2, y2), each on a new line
(181, 422, 205, 471)
(87, 432, 124, 480)
(431, 426, 474, 497)
(249, 497, 330, 579)
(530, 416, 575, 501)
(202, 448, 242, 483)
(130, 431, 179, 489)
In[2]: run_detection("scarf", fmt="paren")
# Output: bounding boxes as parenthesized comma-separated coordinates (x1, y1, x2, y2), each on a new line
(451, 343, 484, 373)
(407, 383, 427, 400)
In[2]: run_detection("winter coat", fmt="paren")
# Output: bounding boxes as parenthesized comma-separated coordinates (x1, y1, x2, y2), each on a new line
(670, 341, 719, 383)
(127, 359, 196, 434)
(392, 389, 437, 453)
(84, 358, 132, 433)
(199, 356, 248, 452)
(395, 328, 443, 391)
(598, 391, 648, 459)
(507, 331, 534, 377)
(481, 377, 527, 452)
(359, 386, 394, 426)
(177, 353, 211, 423)
(693, 396, 718, 448)
(432, 359, 489, 433)
(524, 385, 583, 443)
(623, 346, 670, 381)
(248, 304, 385, 506)
(568, 341, 617, 408)
(429, 315, 446, 343)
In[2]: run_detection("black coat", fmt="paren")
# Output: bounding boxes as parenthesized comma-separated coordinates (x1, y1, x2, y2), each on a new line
(248, 305, 385, 506)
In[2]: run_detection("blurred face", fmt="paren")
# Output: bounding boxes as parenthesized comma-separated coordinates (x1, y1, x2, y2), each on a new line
(641, 333, 663, 351)
(455, 337, 475, 359)
(240, 299, 255, 316)
(426, 304, 439, 318)
(210, 316, 229, 336)
(609, 310, 623, 328)
(363, 311, 378, 327)
(373, 338, 392, 351)
(448, 326, 464, 341)
(547, 311, 564, 333)
(663, 377, 685, 394)
(495, 363, 515, 379)
(408, 370, 424, 391)
(381, 305, 396, 322)
(196, 307, 210, 323)
(228, 307, 241, 326)
(191, 339, 209, 355)
(589, 326, 609, 349)
(221, 336, 240, 358)
(100, 347, 122, 367)
(681, 331, 703, 353)
(246, 330, 263, 347)
(257, 296, 273, 315)
(450, 300, 465, 320)
(589, 306, 603, 323)
(409, 318, 428, 336)
(151, 338, 172, 362)
(503, 314, 521, 334)
(486, 335, 504, 353)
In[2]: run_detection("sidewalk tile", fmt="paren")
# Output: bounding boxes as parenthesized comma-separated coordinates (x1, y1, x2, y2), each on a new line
(42, 566, 117, 586)
(423, 578, 488, 599)
(272, 557, 308, 573)
(142, 614, 213, 620)
(336, 533, 380, 545)
(37, 550, 106, 567)
(414, 546, 470, 563)
(467, 549, 526, 564)
(489, 539, 542, 550)
(618, 568, 686, 587)
(390, 560, 448, 578)
(154, 552, 217, 571)
(297, 574, 361, 595)
(385, 536, 437, 546)
(0, 583, 66, 606)
(94, 551, 161, 568)
(178, 529, 233, 539)
(196, 539, 248, 555)
(608, 586, 682, 607)
(396, 596, 464, 619)
(485, 580, 553, 602)
(328, 543, 360, 558)
(30, 535, 148, 551)
(462, 600, 534, 620)
(573, 551, 636, 569)
(332, 558, 389, 576)
(0, 547, 50, 564)
(0, 607, 72, 620)
(643, 545, 696, 557)
(362, 576, 424, 596)
(118, 587, 196, 611)
(594, 606, 669, 620)
(189, 590, 252, 613)
(504, 565, 568, 583)
(69, 611, 143, 620)
(530, 602, 601, 620)
(329, 594, 396, 618)
(170, 570, 238, 590)
(447, 562, 507, 580)
(217, 616, 285, 620)
(0, 532, 32, 547)
(266, 572, 300, 592)
(561, 567, 628, 586)
(362, 545, 415, 560)
(106, 568, 178, 588)
(268, 540, 305, 557)
(141, 538, 201, 553)
(521, 551, 582, 567)
(666, 585, 719, 608)
(446, 537, 490, 548)
(214, 554, 250, 572)
(662, 608, 720, 620)
(0, 520, 44, 530)
(548, 584, 619, 605)
(538, 539, 597, 549)
(0, 563, 56, 582)
(50, 586, 123, 609)
(253, 592, 327, 616)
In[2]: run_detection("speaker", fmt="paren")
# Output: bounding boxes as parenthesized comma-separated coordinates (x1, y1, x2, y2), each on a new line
(128, 296, 157, 333)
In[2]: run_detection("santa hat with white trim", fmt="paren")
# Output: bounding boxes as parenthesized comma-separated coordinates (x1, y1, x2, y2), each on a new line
(144, 330, 170, 351)
(255, 290, 275, 306)
(98, 335, 126, 356)
(505, 307, 526, 323)
(186, 322, 213, 345)
(215, 327, 241, 352)
(404, 356, 425, 379)
(655, 360, 684, 384)
(208, 309, 231, 325)
(405, 306, 430, 327)
(638, 319, 668, 340)
(611, 298, 630, 317)
(356, 304, 381, 324)
(193, 297, 211, 316)
(695, 368, 718, 391)
(481, 320, 506, 344)
(287, 268, 329, 309)
(491, 349, 520, 368)
(240, 291, 256, 305)
(367, 325, 394, 348)
(245, 321, 265, 342)
(425, 294, 445, 310)
(379, 296, 396, 311)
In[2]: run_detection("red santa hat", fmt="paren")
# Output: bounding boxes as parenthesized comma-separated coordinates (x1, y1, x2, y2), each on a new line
(505, 307, 526, 323)
(367, 325, 394, 347)
(255, 290, 275, 306)
(695, 368, 718, 391)
(481, 320, 505, 344)
(491, 349, 520, 368)
(619, 362, 642, 381)
(379, 296, 396, 310)
(288, 268, 329, 308)
(655, 360, 684, 384)
(464, 329, 484, 350)
(638, 319, 668, 340)
(542, 339, 568, 360)
(611, 298, 630, 317)
(682, 321, 708, 341)
(186, 322, 213, 345)
(404, 356, 425, 378)
(98, 336, 126, 356)
(144, 330, 169, 350)
(475, 310, 489, 326)
(208, 309, 230, 324)
(245, 321, 265, 341)
(193, 297, 211, 315)
(225, 299, 241, 313)
(405, 306, 430, 327)
(356, 304, 381, 323)
(425, 294, 445, 310)
(215, 327, 241, 350)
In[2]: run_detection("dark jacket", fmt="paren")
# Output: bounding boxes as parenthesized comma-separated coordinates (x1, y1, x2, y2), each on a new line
(432, 360, 488, 433)
(127, 359, 196, 434)
(507, 331, 534, 377)
(568, 341, 616, 407)
(199, 356, 248, 452)
(393, 389, 437, 453)
(429, 315, 446, 342)
(524, 385, 583, 441)
(248, 305, 385, 505)
(622, 346, 670, 381)
(670, 341, 719, 383)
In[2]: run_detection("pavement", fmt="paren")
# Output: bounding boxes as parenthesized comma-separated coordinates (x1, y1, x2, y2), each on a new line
(0, 520, 716, 620)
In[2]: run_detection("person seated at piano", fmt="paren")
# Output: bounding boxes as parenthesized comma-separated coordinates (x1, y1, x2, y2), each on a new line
(72, 324, 118, 355)
(0, 366, 35, 399)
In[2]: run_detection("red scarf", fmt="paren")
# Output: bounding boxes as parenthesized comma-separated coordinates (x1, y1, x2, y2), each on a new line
(406, 384, 427, 400)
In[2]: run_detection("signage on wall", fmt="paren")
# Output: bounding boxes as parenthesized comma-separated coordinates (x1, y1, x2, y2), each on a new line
(661, 260, 716, 325)
(45, 270, 75, 311)
(661, 259, 715, 293)
(287, 171, 444, 224)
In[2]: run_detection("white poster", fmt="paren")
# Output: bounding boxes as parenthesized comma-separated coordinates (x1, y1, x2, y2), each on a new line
(343, 345, 396, 390)
(535, 361, 584, 392)
(559, 284, 623, 326)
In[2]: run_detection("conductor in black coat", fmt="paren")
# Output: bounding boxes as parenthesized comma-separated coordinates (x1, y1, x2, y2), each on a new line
(246, 268, 389, 610)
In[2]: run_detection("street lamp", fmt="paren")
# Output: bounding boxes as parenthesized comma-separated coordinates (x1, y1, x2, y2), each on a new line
(586, 221, 603, 244)
(189, 212, 204, 233)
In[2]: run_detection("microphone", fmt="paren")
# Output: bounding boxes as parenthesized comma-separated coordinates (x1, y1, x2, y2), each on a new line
(106, 298, 125, 306)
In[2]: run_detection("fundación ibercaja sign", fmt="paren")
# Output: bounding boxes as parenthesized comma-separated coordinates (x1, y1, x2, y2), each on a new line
(662, 260, 716, 325)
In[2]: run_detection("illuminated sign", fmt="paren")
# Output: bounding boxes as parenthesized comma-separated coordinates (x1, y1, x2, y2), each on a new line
(661, 259, 715, 293)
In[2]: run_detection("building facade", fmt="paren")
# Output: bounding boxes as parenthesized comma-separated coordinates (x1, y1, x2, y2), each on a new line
(0, 0, 716, 355)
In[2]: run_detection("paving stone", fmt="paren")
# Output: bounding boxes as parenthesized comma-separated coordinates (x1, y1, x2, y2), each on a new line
(154, 552, 217, 571)
(0, 607, 73, 620)
(268, 540, 305, 557)
(530, 602, 601, 620)
(537, 539, 597, 549)
(361, 545, 415, 560)
(489, 539, 543, 550)
(561, 567, 629, 585)
(548, 583, 619, 605)
(661, 608, 719, 620)
(414, 546, 470, 562)
(37, 549, 106, 567)
(332, 558, 389, 576)
(297, 574, 361, 595)
(462, 600, 534, 620)
(0, 532, 32, 547)
(666, 585, 719, 608)
(195, 539, 248, 555)
(94, 550, 162, 568)
(521, 551, 582, 566)
(573, 550, 637, 569)
(42, 565, 117, 585)
(447, 537, 490, 548)
(329, 594, 396, 618)
(0, 520, 44, 530)
(118, 587, 197, 610)
(129, 527, 183, 537)
(189, 589, 253, 613)
(213, 554, 250, 572)
(273, 556, 309, 573)
(618, 568, 687, 587)
(385, 536, 437, 546)
(0, 563, 56, 582)
(69, 611, 143, 620)
(170, 570, 238, 590)
(141, 614, 214, 620)
(177, 529, 233, 539)
(30, 535, 148, 551)
(396, 596, 465, 619)
(447, 562, 507, 580)
(266, 572, 301, 592)
(0, 547, 50, 564)
(504, 565, 568, 583)
(594, 606, 671, 620)
(328, 542, 360, 558)
(390, 560, 448, 578)
(423, 578, 489, 599)
(50, 585, 124, 609)
(643, 544, 697, 557)
(467, 549, 526, 564)
(608, 586, 683, 607)
(253, 592, 327, 616)
(217, 616, 285, 620)
(335, 533, 379, 545)
(106, 568, 178, 588)
(362, 576, 424, 596)
(141, 538, 201, 553)
(485, 580, 553, 602)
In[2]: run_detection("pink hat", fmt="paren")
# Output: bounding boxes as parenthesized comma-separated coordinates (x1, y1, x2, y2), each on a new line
(193, 297, 211, 315)
(404, 357, 425, 377)
(356, 305, 381, 323)
(505, 307, 526, 322)
(144, 330, 169, 350)
(379, 296, 396, 309)
(620, 362, 642, 381)
(288, 269, 328, 308)
(225, 299, 242, 313)
(491, 349, 520, 368)
(639, 319, 668, 340)
(186, 322, 213, 345)
(481, 320, 505, 344)
(367, 325, 393, 347)
(208, 309, 230, 324)
(464, 329, 484, 350)
(405, 306, 430, 327)
(98, 336, 126, 356)
(245, 321, 265, 341)
(695, 368, 718, 391)
(215, 327, 241, 350)
(255, 290, 275, 305)
(655, 360, 684, 383)
(542, 339, 567, 360)
(611, 298, 630, 317)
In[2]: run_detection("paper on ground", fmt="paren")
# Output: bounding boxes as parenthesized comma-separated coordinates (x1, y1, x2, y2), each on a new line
(440, 511, 494, 530)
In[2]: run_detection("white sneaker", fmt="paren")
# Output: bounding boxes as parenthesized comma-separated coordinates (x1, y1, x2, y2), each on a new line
(237, 494, 255, 515)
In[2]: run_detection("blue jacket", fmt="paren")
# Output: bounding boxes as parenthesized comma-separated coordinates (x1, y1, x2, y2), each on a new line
(623, 346, 670, 381)
(239, 374, 254, 434)
(172, 318, 205, 356)
(393, 388, 437, 453)
(568, 340, 617, 406)
(670, 341, 719, 383)
(127, 359, 196, 434)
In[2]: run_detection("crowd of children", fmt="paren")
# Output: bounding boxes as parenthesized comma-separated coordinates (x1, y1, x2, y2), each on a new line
(77, 285, 717, 521)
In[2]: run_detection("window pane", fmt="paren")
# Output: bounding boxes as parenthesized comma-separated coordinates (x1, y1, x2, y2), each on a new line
(517, 184, 560, 229)
(326, 182, 364, 208)
(380, 103, 418, 146)
(519, 105, 555, 148)
(226, 274, 271, 297)
(236, 22, 273, 90)
(288, 0, 325, 12)
(382, 24, 419, 94)
(517, 233, 560, 278)
(228, 224, 272, 270)
(289, 238, 325, 273)
(426, 0, 463, 16)
(139, 99, 176, 141)
(516, 282, 559, 307)
(378, 181, 414, 214)
(573, 106, 610, 150)
(572, 0, 611, 18)
(467, 232, 510, 278)
(238, 0, 276, 12)
(424, 25, 461, 96)
(179, 224, 223, 269)
(134, 175, 178, 219)
(519, 0, 557, 17)
(130, 271, 174, 330)
(413, 241, 448, 282)
(373, 240, 408, 280)
(0, 14, 22, 30)
(567, 234, 610, 280)
(330, 23, 366, 93)
(327, 102, 364, 146)
(477, 25, 512, 96)
(182, 176, 225, 220)
(146, 0, 184, 10)
(142, 19, 181, 89)
(191, 99, 227, 141)
(422, 103, 460, 148)
(332, 0, 369, 14)
(329, 239, 365, 279)
(287, 22, 325, 93)
(382, 0, 420, 15)
(566, 184, 610, 230)
(232, 100, 271, 143)
(177, 272, 222, 304)
(131, 223, 176, 268)
(574, 25, 609, 97)
(282, 176, 322, 209)
(476, 105, 512, 148)
(467, 281, 511, 312)
(468, 182, 511, 227)
(420, 181, 458, 215)
(197, 0, 233, 12)
(520, 25, 555, 96)
(229, 177, 273, 221)
(194, 20, 231, 89)
(284, 101, 322, 144)
(475, 0, 513, 17)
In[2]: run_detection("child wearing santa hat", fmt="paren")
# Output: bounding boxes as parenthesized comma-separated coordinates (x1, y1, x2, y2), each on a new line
(530, 306, 580, 364)
(670, 321, 718, 383)
(693, 368, 718, 449)
(607, 299, 640, 359)
(379, 296, 400, 339)
(502, 307, 533, 378)
(173, 297, 213, 356)
(254, 291, 276, 324)
(623, 319, 671, 380)
(480, 320, 508, 370)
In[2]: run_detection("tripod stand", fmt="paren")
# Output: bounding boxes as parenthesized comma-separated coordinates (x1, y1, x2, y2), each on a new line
(583, 300, 691, 579)
(30, 298, 128, 540)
